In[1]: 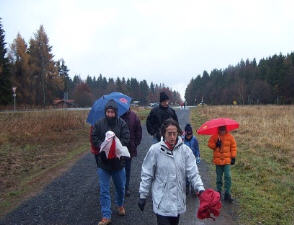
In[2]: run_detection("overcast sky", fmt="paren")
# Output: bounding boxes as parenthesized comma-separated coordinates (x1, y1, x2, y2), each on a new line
(1, 0, 293, 99)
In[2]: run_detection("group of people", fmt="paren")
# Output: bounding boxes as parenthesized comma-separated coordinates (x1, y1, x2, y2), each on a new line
(90, 91, 237, 225)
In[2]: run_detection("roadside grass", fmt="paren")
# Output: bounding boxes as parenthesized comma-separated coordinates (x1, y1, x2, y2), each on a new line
(0, 110, 90, 216)
(0, 107, 150, 217)
(132, 106, 150, 123)
(191, 105, 294, 225)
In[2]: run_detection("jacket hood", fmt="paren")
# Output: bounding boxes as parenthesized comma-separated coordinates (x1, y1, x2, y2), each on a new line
(105, 99, 118, 117)
(185, 123, 193, 135)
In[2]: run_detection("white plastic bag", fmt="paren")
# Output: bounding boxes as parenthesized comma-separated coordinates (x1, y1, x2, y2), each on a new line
(100, 131, 130, 159)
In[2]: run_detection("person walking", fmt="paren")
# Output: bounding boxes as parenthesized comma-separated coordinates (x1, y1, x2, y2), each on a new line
(183, 123, 201, 194)
(138, 118, 205, 225)
(91, 100, 130, 225)
(121, 108, 142, 197)
(208, 125, 237, 203)
(146, 91, 178, 143)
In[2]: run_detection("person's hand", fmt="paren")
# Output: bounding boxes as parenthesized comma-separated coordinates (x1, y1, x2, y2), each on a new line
(138, 198, 146, 211)
(231, 158, 235, 165)
(216, 139, 222, 148)
(197, 190, 204, 197)
(196, 157, 201, 164)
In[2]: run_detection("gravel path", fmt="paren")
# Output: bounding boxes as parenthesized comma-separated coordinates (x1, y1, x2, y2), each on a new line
(0, 109, 236, 225)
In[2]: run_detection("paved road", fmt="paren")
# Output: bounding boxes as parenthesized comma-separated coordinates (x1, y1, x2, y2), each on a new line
(0, 109, 236, 225)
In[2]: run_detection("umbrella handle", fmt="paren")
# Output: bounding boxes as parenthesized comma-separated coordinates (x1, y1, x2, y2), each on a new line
(216, 136, 223, 153)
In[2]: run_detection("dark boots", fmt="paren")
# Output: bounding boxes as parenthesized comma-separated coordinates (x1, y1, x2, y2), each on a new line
(224, 193, 233, 203)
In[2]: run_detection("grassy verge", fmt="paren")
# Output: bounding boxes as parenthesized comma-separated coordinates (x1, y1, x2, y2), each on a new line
(0, 107, 150, 217)
(132, 106, 150, 123)
(190, 105, 294, 225)
(0, 110, 90, 217)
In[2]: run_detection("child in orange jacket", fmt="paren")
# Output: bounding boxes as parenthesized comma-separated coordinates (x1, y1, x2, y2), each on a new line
(208, 126, 237, 202)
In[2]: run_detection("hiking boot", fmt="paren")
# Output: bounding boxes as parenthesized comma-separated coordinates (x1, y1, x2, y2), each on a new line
(125, 189, 130, 197)
(224, 193, 233, 203)
(98, 218, 111, 225)
(118, 206, 126, 216)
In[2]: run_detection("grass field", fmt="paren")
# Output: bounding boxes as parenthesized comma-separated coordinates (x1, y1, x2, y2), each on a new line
(0, 108, 149, 217)
(190, 105, 294, 225)
(0, 110, 90, 216)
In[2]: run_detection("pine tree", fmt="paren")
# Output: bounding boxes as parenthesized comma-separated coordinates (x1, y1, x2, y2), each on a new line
(57, 58, 70, 99)
(28, 25, 63, 106)
(138, 80, 149, 105)
(0, 18, 11, 105)
(9, 33, 32, 104)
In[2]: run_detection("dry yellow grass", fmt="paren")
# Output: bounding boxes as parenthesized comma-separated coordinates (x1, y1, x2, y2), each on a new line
(0, 110, 88, 143)
(0, 110, 90, 215)
(0, 107, 150, 216)
(191, 105, 294, 225)
(198, 105, 294, 158)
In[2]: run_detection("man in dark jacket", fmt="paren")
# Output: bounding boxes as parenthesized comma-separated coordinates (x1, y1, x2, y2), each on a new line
(121, 108, 142, 197)
(91, 99, 130, 225)
(146, 91, 178, 142)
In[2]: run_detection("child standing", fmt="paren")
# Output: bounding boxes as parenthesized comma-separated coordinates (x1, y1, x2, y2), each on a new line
(183, 124, 200, 194)
(208, 125, 237, 203)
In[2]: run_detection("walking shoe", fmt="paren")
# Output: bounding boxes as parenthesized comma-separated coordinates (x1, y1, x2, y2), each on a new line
(98, 218, 111, 225)
(118, 206, 126, 216)
(125, 189, 130, 197)
(224, 193, 233, 203)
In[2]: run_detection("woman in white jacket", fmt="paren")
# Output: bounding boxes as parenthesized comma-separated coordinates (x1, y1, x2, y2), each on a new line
(138, 118, 205, 225)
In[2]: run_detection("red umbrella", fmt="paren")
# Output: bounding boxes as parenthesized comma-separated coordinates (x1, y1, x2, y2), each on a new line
(197, 118, 239, 135)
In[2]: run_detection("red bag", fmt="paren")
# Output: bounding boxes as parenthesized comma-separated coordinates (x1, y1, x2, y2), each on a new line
(197, 189, 222, 220)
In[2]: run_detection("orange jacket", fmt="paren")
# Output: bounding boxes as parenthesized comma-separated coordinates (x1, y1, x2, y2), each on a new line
(208, 133, 237, 165)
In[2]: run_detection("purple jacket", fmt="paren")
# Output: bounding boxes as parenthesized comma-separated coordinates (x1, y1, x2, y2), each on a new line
(121, 110, 142, 157)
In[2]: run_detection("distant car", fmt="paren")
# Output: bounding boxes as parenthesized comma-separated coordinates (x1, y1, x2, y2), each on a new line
(149, 102, 159, 107)
(198, 102, 206, 106)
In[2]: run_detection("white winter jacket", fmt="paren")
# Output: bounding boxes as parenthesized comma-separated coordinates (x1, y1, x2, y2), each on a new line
(139, 137, 205, 217)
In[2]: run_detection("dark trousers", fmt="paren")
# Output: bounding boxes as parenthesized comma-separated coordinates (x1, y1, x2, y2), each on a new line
(156, 214, 180, 225)
(125, 157, 132, 190)
(216, 165, 231, 194)
(94, 154, 99, 167)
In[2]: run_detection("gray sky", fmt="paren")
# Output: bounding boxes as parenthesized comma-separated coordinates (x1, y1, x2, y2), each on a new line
(1, 0, 293, 99)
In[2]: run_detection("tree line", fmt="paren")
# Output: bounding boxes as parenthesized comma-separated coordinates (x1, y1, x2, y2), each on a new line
(0, 19, 182, 107)
(185, 53, 294, 105)
(71, 74, 182, 107)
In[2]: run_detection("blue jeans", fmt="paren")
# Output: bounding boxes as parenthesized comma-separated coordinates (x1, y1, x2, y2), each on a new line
(97, 168, 126, 219)
(125, 158, 132, 190)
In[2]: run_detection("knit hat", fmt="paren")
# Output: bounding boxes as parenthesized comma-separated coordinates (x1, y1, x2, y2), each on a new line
(160, 92, 169, 103)
(105, 99, 118, 116)
(185, 124, 193, 135)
